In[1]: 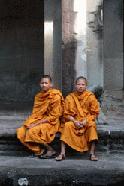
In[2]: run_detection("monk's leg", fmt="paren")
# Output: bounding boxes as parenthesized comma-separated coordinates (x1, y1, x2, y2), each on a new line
(41, 143, 56, 157)
(55, 141, 65, 161)
(61, 141, 66, 155)
(25, 142, 45, 156)
(85, 125, 98, 160)
(27, 123, 60, 158)
(89, 140, 96, 154)
(17, 126, 27, 145)
(89, 140, 98, 161)
(27, 125, 55, 156)
(27, 123, 52, 144)
(17, 126, 43, 156)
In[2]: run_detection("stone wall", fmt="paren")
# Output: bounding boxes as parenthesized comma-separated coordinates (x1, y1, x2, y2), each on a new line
(87, 0, 103, 87)
(62, 0, 76, 96)
(0, 0, 44, 110)
(44, 0, 62, 90)
(104, 0, 123, 90)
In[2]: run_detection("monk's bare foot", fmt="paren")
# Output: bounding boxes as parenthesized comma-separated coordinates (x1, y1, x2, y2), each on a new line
(39, 150, 56, 159)
(40, 149, 45, 155)
(55, 154, 65, 161)
(45, 150, 56, 157)
(89, 154, 98, 161)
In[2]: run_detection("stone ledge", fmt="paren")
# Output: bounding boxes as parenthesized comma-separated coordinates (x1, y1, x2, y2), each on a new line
(0, 116, 124, 153)
(0, 125, 124, 139)
(0, 152, 124, 186)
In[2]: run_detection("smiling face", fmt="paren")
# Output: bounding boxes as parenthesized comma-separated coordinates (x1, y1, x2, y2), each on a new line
(75, 78, 87, 93)
(40, 77, 52, 92)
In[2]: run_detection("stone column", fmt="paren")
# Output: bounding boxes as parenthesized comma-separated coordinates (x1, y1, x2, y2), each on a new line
(62, 0, 76, 96)
(44, 0, 62, 89)
(86, 0, 103, 88)
(104, 0, 123, 90)
(44, 0, 54, 79)
(74, 0, 87, 78)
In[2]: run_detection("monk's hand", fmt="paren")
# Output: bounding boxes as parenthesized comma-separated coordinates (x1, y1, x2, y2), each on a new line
(80, 119, 87, 127)
(68, 116, 83, 129)
(68, 116, 75, 122)
(74, 121, 82, 128)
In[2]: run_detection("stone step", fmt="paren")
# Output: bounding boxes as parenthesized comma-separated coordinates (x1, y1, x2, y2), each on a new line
(0, 151, 124, 186)
(0, 128, 124, 157)
(0, 112, 124, 155)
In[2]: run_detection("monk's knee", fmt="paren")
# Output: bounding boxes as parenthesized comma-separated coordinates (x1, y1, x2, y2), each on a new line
(28, 128, 34, 136)
(28, 127, 37, 137)
(17, 127, 26, 140)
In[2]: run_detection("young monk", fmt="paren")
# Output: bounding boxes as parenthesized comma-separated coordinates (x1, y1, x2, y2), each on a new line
(56, 76, 100, 161)
(17, 75, 63, 158)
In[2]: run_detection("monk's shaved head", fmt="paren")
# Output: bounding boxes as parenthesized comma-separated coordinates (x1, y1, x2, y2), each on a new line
(75, 76, 87, 85)
(41, 75, 52, 82)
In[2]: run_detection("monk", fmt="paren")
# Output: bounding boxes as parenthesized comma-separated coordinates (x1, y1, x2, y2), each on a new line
(17, 75, 63, 158)
(56, 76, 100, 161)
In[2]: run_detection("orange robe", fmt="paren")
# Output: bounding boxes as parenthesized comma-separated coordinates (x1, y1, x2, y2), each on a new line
(17, 88, 63, 155)
(61, 90, 100, 152)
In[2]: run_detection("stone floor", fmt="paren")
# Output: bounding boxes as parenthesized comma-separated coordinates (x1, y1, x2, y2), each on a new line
(0, 151, 124, 186)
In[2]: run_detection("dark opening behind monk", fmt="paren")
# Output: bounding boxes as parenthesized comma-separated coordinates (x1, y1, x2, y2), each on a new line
(56, 76, 100, 161)
(17, 75, 64, 158)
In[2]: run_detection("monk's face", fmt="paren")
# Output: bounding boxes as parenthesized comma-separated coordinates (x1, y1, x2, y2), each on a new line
(75, 79, 87, 93)
(40, 78, 52, 92)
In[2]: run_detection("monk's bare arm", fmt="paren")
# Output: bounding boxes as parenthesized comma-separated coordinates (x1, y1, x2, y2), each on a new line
(67, 116, 83, 128)
(27, 119, 49, 129)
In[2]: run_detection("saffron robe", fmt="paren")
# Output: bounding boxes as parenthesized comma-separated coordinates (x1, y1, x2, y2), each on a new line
(61, 90, 100, 152)
(17, 88, 63, 155)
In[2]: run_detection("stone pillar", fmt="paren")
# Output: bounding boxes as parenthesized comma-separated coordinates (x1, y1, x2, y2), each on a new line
(86, 0, 103, 88)
(62, 0, 103, 95)
(104, 0, 123, 90)
(44, 0, 62, 89)
(62, 0, 76, 96)
(53, 1, 62, 90)
(44, 1, 53, 78)
(74, 0, 87, 78)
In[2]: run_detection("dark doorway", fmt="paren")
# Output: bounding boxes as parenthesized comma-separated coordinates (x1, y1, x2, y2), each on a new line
(0, 0, 44, 110)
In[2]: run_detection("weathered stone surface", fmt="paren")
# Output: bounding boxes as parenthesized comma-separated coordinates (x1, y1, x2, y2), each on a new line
(0, 152, 124, 186)
(0, 0, 44, 108)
